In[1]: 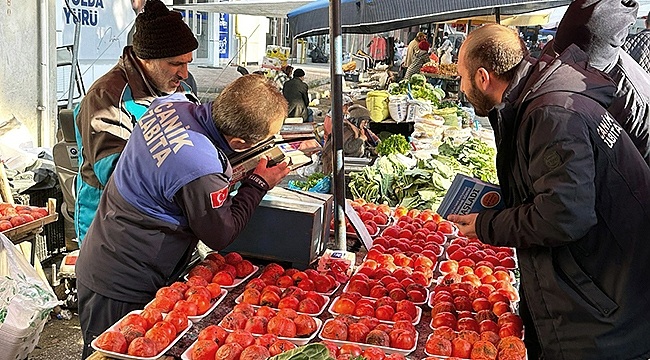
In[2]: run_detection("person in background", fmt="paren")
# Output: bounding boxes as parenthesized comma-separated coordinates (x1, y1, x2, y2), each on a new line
(74, 0, 198, 244)
(405, 40, 430, 79)
(623, 10, 650, 72)
(437, 32, 453, 59)
(282, 68, 313, 122)
(76, 75, 290, 359)
(547, 0, 650, 166)
(321, 96, 368, 174)
(449, 24, 650, 359)
(402, 32, 427, 77)
(274, 65, 293, 91)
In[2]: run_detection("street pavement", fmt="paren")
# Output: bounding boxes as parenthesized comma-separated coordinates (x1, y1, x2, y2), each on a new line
(190, 61, 332, 103)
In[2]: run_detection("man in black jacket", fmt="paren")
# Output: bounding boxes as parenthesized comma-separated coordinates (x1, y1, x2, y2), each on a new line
(450, 24, 650, 359)
(547, 0, 650, 166)
(282, 68, 313, 122)
(623, 10, 650, 72)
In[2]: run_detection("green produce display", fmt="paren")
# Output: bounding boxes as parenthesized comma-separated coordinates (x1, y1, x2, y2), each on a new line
(376, 134, 410, 156)
(269, 343, 332, 360)
(438, 138, 498, 184)
(388, 76, 445, 106)
(348, 137, 497, 209)
(289, 172, 327, 191)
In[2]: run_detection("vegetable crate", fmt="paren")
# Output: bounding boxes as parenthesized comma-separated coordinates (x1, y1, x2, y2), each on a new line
(24, 185, 66, 259)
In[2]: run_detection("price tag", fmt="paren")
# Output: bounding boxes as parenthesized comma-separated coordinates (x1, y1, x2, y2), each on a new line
(344, 200, 373, 250)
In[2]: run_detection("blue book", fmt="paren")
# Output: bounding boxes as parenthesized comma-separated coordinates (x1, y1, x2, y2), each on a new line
(437, 174, 504, 218)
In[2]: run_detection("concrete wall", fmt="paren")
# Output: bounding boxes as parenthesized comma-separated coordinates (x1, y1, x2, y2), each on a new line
(0, 0, 57, 147)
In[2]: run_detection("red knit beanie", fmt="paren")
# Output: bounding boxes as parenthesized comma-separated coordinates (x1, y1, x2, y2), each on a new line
(133, 0, 198, 59)
(418, 40, 430, 51)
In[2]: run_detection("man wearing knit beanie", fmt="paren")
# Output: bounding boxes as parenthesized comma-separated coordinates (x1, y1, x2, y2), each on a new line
(74, 0, 198, 279)
(547, 0, 650, 166)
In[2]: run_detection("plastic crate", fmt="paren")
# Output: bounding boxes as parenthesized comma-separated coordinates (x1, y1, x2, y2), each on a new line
(24, 185, 66, 259)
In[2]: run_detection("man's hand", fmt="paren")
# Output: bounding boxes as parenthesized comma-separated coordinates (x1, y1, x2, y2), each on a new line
(447, 213, 478, 238)
(252, 157, 290, 189)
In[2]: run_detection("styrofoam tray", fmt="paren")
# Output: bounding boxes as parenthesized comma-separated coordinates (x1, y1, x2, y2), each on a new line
(341, 281, 430, 306)
(317, 319, 418, 356)
(234, 292, 330, 317)
(217, 312, 323, 346)
(252, 276, 341, 297)
(327, 297, 422, 325)
(91, 310, 192, 360)
(185, 265, 259, 289)
(423, 333, 527, 358)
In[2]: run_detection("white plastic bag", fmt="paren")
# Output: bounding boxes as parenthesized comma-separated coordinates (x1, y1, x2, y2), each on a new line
(388, 95, 409, 122)
(405, 99, 433, 122)
(0, 233, 58, 332)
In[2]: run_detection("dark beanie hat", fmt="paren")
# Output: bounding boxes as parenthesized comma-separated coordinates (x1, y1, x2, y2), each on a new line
(553, 0, 638, 70)
(133, 0, 199, 59)
(294, 68, 306, 77)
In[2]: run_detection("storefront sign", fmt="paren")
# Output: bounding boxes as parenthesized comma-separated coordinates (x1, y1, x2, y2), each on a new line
(218, 13, 229, 59)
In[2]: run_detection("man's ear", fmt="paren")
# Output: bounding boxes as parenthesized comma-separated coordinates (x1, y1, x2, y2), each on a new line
(228, 137, 249, 151)
(475, 67, 491, 92)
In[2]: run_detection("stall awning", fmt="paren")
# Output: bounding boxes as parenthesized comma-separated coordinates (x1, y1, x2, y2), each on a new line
(172, 0, 313, 18)
(288, 0, 572, 38)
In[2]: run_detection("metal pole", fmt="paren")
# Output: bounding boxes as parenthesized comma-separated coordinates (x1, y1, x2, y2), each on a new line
(330, 0, 346, 251)
(67, 21, 81, 110)
(495, 7, 501, 24)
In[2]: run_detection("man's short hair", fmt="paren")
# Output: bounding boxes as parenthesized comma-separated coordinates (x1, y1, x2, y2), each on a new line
(212, 75, 288, 143)
(462, 24, 528, 83)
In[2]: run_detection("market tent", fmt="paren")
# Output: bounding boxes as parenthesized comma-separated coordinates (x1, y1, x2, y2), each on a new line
(172, 0, 313, 18)
(288, 0, 571, 38)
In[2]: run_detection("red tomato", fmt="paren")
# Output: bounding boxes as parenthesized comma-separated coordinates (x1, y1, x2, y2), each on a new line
(320, 319, 348, 341)
(197, 325, 228, 345)
(95, 331, 127, 354)
(267, 316, 297, 338)
(127, 337, 157, 357)
(144, 326, 172, 353)
(365, 329, 390, 347)
(225, 329, 255, 348)
(268, 339, 297, 356)
(294, 314, 317, 336)
(255, 333, 279, 348)
(151, 321, 176, 341)
(346, 323, 370, 343)
(120, 313, 150, 331)
(389, 328, 415, 350)
(332, 297, 356, 315)
(119, 324, 145, 346)
(244, 316, 269, 335)
(140, 307, 163, 330)
(173, 299, 198, 316)
(163, 310, 188, 334)
(451, 337, 472, 358)
(425, 335, 452, 356)
(190, 340, 218, 360)
(240, 344, 271, 360)
(221, 311, 248, 330)
(187, 293, 211, 315)
(215, 342, 244, 360)
(362, 347, 386, 360)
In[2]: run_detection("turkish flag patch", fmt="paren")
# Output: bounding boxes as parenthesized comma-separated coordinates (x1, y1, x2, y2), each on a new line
(210, 187, 229, 208)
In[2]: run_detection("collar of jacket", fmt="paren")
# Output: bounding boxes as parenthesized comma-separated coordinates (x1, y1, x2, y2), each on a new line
(191, 99, 235, 157)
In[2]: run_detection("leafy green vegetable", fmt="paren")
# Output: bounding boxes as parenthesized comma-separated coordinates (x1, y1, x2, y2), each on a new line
(409, 73, 426, 87)
(376, 134, 410, 156)
(290, 172, 327, 191)
(269, 343, 333, 360)
(438, 138, 498, 184)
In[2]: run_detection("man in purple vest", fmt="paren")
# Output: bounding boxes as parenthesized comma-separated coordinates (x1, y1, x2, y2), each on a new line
(76, 75, 290, 358)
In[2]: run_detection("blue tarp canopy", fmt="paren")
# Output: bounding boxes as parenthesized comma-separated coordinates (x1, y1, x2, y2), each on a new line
(288, 0, 571, 38)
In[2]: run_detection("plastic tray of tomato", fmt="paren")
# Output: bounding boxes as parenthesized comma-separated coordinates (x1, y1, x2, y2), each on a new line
(317, 319, 418, 356)
(185, 265, 259, 289)
(146, 288, 228, 323)
(251, 274, 342, 297)
(180, 337, 296, 360)
(327, 297, 423, 326)
(217, 310, 323, 346)
(423, 333, 527, 359)
(342, 281, 430, 306)
(233, 291, 330, 317)
(91, 310, 192, 360)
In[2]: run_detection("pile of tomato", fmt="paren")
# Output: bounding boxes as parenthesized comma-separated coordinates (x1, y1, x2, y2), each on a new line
(319, 341, 408, 360)
(320, 315, 417, 351)
(0, 203, 50, 231)
(256, 264, 339, 294)
(220, 303, 319, 339)
(239, 283, 329, 315)
(189, 252, 256, 287)
(330, 293, 420, 323)
(94, 310, 189, 357)
(189, 325, 297, 360)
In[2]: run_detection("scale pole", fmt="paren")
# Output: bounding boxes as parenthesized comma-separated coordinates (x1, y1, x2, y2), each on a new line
(329, 0, 346, 251)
